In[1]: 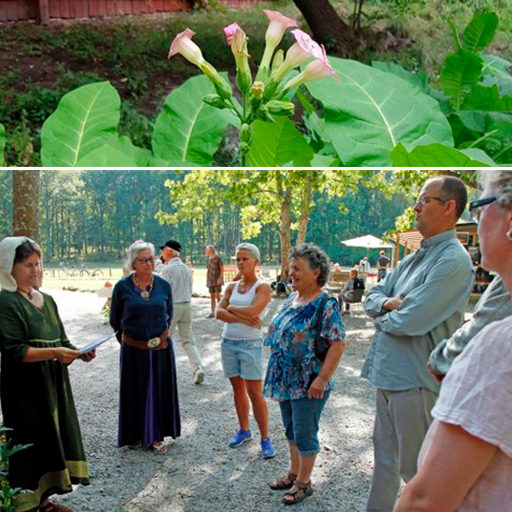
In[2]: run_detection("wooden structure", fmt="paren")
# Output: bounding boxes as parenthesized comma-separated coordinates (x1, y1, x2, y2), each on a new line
(394, 221, 493, 294)
(0, 0, 266, 23)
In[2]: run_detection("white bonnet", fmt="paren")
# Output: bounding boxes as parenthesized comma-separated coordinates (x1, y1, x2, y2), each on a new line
(0, 236, 43, 291)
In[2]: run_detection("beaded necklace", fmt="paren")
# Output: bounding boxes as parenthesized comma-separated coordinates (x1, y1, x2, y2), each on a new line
(133, 274, 154, 301)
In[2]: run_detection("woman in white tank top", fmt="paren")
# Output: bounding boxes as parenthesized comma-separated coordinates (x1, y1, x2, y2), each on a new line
(216, 243, 275, 459)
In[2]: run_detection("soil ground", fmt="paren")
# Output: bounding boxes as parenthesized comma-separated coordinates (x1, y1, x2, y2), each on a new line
(49, 288, 377, 512)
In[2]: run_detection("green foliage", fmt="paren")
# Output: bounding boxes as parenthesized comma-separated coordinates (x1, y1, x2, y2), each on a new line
(390, 141, 492, 166)
(152, 74, 237, 166)
(41, 82, 121, 167)
(462, 11, 498, 54)
(0, 425, 31, 512)
(247, 118, 314, 167)
(481, 54, 512, 95)
(306, 57, 453, 166)
(441, 49, 484, 110)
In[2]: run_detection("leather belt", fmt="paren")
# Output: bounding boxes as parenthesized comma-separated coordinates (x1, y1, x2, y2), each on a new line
(122, 330, 169, 350)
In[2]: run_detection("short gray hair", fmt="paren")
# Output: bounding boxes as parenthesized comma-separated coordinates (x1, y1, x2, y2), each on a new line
(126, 240, 155, 270)
(480, 170, 512, 207)
(236, 242, 260, 261)
(289, 243, 331, 287)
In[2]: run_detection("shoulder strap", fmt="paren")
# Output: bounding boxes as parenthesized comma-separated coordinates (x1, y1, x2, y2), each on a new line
(316, 295, 329, 334)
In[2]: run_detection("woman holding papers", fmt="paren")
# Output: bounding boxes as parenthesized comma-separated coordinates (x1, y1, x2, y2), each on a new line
(0, 236, 95, 512)
(110, 240, 180, 455)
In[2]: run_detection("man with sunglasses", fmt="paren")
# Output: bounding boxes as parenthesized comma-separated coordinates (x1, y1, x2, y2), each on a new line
(362, 176, 475, 512)
(428, 195, 512, 381)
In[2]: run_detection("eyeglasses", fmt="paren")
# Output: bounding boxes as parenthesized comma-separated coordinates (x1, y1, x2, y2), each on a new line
(136, 257, 155, 264)
(415, 195, 448, 206)
(469, 196, 497, 222)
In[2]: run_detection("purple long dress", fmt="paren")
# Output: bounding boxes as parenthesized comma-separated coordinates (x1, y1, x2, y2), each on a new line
(110, 275, 181, 447)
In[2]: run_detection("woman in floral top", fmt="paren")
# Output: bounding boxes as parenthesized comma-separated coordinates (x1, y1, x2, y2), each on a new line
(263, 243, 345, 505)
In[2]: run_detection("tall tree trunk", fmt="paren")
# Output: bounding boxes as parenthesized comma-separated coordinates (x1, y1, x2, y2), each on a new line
(12, 170, 40, 241)
(276, 172, 293, 281)
(296, 172, 315, 246)
(293, 0, 361, 56)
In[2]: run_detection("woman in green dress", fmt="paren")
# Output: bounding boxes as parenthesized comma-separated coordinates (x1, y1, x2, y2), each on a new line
(0, 237, 95, 512)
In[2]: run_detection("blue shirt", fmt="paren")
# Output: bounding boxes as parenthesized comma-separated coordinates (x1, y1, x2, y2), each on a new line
(263, 292, 345, 400)
(110, 275, 173, 341)
(361, 229, 474, 393)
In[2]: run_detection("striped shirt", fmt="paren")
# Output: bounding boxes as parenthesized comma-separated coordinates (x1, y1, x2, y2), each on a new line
(160, 258, 193, 303)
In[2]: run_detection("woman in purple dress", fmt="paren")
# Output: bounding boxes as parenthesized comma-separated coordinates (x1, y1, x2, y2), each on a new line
(110, 240, 180, 454)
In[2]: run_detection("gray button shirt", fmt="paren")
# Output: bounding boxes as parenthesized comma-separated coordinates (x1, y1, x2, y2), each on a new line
(160, 258, 193, 303)
(429, 275, 512, 375)
(361, 229, 475, 393)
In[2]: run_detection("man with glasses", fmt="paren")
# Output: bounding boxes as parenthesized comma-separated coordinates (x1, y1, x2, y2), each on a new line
(362, 176, 475, 512)
(161, 240, 206, 385)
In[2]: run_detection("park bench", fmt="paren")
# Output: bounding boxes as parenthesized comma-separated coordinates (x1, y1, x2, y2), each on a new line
(325, 271, 351, 295)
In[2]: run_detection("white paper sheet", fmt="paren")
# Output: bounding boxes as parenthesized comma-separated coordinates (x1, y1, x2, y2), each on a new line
(79, 332, 118, 354)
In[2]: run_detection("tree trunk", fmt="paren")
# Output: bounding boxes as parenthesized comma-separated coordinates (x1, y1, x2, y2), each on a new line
(293, 0, 361, 56)
(275, 172, 293, 281)
(296, 172, 315, 246)
(12, 170, 40, 241)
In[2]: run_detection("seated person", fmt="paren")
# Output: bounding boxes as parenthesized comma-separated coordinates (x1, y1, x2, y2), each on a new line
(338, 268, 365, 314)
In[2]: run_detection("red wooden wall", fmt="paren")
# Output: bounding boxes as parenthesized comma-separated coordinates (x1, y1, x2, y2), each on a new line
(0, 0, 267, 21)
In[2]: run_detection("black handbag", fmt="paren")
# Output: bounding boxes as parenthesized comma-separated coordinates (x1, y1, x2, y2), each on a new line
(314, 295, 331, 361)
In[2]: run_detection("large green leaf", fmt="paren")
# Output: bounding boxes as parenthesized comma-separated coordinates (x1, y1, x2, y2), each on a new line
(440, 49, 483, 110)
(463, 84, 512, 111)
(372, 61, 429, 91)
(481, 54, 512, 96)
(247, 117, 314, 167)
(463, 12, 498, 54)
(0, 124, 5, 166)
(76, 142, 138, 167)
(305, 57, 453, 166)
(391, 142, 492, 166)
(152, 74, 237, 166)
(41, 82, 120, 167)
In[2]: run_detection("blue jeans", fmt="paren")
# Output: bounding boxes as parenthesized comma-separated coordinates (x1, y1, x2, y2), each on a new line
(279, 391, 330, 456)
(221, 338, 263, 380)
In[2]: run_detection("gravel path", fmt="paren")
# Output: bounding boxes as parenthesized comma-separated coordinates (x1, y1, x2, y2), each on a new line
(47, 290, 377, 512)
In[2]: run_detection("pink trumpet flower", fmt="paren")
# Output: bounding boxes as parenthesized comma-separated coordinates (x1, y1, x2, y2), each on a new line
(259, 10, 297, 72)
(168, 28, 205, 67)
(282, 51, 339, 92)
(272, 29, 324, 82)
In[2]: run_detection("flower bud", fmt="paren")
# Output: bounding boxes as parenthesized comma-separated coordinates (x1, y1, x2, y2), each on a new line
(256, 105, 276, 123)
(200, 61, 233, 99)
(203, 94, 228, 109)
(266, 100, 295, 116)
(250, 81, 265, 99)
(240, 123, 251, 143)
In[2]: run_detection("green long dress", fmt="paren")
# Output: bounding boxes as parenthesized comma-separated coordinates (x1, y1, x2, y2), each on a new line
(0, 290, 89, 512)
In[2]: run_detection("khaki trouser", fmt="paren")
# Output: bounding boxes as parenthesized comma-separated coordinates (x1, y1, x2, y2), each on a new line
(170, 302, 202, 374)
(366, 387, 437, 512)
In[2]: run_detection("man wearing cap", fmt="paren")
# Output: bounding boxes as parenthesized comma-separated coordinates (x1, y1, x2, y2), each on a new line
(160, 240, 205, 385)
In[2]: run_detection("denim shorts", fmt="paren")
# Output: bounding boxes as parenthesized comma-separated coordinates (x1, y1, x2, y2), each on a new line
(221, 337, 263, 380)
(279, 391, 331, 456)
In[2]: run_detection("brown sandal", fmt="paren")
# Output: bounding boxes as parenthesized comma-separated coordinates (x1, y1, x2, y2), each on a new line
(282, 480, 314, 505)
(269, 471, 297, 490)
(39, 501, 74, 512)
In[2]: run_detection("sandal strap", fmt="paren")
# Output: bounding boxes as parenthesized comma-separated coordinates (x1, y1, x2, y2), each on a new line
(294, 480, 310, 489)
